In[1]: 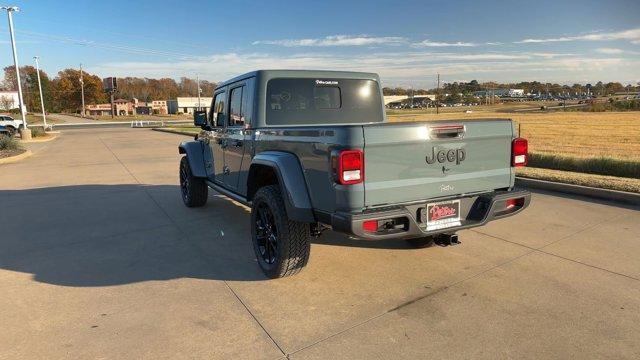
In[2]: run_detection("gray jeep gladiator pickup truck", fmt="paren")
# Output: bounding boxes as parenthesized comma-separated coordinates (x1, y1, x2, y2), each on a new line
(178, 70, 530, 278)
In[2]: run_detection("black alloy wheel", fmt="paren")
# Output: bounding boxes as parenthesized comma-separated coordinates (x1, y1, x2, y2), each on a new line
(255, 202, 279, 265)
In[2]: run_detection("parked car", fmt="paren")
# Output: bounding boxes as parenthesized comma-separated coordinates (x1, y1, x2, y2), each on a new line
(0, 115, 24, 135)
(178, 70, 531, 278)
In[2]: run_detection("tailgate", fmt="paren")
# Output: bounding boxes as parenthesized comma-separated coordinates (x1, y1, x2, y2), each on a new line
(363, 120, 513, 207)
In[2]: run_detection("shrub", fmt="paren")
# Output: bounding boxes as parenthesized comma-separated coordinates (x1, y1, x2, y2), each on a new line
(529, 152, 640, 179)
(584, 99, 640, 112)
(29, 126, 46, 137)
(0, 135, 23, 151)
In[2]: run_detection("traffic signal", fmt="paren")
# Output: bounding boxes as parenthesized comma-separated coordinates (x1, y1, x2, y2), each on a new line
(102, 77, 118, 91)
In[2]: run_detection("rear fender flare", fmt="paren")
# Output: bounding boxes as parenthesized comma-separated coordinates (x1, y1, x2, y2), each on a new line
(248, 151, 315, 223)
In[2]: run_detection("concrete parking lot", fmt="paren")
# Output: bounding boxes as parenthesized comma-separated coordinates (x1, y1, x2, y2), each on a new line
(1, 128, 639, 359)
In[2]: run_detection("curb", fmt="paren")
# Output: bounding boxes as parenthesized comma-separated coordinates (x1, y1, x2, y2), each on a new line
(51, 120, 192, 130)
(152, 128, 198, 137)
(21, 134, 59, 143)
(515, 177, 640, 206)
(0, 149, 32, 165)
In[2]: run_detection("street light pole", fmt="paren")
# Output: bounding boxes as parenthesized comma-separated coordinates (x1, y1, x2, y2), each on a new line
(2, 6, 27, 130)
(33, 56, 47, 129)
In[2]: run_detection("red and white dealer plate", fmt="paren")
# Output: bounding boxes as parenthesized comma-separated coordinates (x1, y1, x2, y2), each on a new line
(425, 200, 461, 231)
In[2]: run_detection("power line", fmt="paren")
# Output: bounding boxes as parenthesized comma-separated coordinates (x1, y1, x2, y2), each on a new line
(1, 29, 202, 59)
(6, 18, 204, 50)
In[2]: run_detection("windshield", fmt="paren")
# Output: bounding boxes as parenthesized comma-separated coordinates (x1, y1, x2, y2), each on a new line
(266, 78, 383, 125)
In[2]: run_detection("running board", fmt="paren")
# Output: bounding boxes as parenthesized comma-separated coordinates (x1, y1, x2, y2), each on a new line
(205, 180, 251, 207)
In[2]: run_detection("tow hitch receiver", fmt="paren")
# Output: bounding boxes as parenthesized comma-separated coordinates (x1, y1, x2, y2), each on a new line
(434, 233, 460, 247)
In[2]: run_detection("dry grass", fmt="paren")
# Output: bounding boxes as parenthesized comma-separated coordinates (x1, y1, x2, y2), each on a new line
(387, 110, 640, 161)
(517, 167, 640, 193)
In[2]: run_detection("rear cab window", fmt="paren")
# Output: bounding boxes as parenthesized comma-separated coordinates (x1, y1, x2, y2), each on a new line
(266, 78, 383, 125)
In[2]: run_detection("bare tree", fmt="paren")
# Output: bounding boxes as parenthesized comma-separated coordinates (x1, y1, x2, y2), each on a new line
(0, 95, 15, 110)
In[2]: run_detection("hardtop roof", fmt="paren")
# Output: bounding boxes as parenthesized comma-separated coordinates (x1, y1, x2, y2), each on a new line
(216, 70, 380, 88)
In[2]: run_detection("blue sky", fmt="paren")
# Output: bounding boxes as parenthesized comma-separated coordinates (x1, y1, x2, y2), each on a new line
(1, 0, 639, 88)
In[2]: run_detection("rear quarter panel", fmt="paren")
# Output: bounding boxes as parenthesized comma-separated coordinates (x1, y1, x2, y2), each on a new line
(253, 126, 365, 213)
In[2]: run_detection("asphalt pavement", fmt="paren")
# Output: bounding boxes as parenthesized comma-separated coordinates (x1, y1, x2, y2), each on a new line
(1, 128, 639, 359)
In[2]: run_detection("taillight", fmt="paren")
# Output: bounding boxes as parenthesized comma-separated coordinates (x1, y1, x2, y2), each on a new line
(337, 149, 364, 185)
(512, 138, 528, 167)
(363, 220, 378, 233)
(506, 197, 524, 209)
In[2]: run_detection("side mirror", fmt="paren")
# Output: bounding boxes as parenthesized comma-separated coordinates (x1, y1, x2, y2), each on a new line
(193, 110, 207, 127)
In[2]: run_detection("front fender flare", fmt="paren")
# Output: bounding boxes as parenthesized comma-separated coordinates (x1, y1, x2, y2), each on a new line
(178, 140, 207, 178)
(249, 152, 315, 223)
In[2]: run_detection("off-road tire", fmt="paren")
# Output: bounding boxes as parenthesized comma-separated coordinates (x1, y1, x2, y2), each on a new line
(251, 185, 311, 278)
(406, 236, 435, 248)
(179, 156, 208, 207)
(6, 126, 16, 136)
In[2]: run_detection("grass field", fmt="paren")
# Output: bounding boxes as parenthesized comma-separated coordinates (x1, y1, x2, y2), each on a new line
(516, 167, 640, 193)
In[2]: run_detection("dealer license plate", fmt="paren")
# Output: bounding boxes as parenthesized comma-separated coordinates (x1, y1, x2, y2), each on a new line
(425, 200, 461, 231)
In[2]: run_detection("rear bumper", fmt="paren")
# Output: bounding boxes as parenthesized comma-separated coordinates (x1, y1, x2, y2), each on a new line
(327, 189, 531, 240)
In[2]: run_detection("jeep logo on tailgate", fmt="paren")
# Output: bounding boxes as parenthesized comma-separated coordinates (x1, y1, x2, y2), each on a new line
(425, 147, 466, 165)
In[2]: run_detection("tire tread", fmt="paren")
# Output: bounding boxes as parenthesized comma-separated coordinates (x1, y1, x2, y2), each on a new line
(253, 185, 310, 278)
(180, 156, 208, 207)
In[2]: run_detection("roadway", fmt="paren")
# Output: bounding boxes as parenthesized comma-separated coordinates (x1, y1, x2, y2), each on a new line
(1, 128, 639, 359)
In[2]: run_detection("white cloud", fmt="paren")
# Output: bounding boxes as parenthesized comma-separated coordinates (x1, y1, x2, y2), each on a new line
(411, 39, 477, 47)
(252, 35, 407, 47)
(89, 49, 640, 88)
(516, 27, 640, 44)
(411, 40, 503, 48)
(595, 48, 624, 54)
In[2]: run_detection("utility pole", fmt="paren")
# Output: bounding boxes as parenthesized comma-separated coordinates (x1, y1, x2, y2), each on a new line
(110, 91, 115, 119)
(196, 74, 201, 110)
(436, 73, 440, 114)
(80, 63, 85, 117)
(33, 56, 47, 129)
(2, 6, 29, 138)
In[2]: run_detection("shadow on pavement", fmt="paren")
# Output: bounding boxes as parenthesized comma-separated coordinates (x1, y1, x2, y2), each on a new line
(0, 184, 415, 287)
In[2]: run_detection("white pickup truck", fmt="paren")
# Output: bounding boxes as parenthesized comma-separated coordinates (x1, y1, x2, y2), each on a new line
(0, 115, 24, 135)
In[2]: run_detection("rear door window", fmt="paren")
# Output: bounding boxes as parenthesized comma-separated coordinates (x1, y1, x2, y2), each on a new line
(229, 86, 245, 127)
